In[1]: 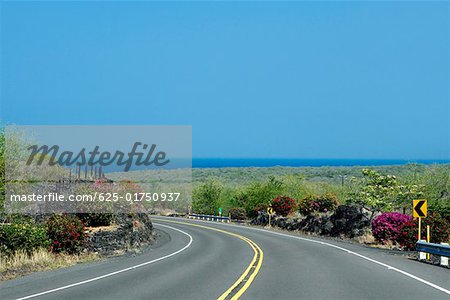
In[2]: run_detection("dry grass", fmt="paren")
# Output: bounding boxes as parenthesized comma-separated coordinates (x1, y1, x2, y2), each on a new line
(355, 232, 405, 250)
(356, 232, 376, 244)
(0, 249, 99, 281)
(86, 224, 118, 233)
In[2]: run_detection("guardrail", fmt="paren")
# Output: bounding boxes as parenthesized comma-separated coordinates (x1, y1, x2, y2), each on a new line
(416, 241, 449, 267)
(188, 214, 230, 223)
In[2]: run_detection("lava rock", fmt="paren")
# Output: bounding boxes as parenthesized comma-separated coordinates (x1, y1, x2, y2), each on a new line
(329, 205, 371, 237)
(87, 213, 154, 255)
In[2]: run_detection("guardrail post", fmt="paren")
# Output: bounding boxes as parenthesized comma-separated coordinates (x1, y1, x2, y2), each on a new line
(441, 243, 449, 267)
(418, 239, 426, 260)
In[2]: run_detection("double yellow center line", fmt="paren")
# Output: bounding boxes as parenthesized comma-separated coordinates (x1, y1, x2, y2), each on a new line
(155, 219, 263, 300)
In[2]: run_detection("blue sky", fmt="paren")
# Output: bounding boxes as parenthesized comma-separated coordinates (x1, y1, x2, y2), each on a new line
(1, 1, 448, 159)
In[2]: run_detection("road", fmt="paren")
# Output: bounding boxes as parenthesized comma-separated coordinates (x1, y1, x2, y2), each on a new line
(1, 216, 449, 300)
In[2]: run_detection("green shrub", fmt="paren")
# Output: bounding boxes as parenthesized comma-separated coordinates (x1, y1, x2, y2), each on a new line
(233, 176, 284, 218)
(298, 193, 339, 215)
(0, 223, 50, 257)
(192, 179, 223, 215)
(430, 199, 450, 224)
(45, 214, 87, 254)
(228, 207, 246, 220)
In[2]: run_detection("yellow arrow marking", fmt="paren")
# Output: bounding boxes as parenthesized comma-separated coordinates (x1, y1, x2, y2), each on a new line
(413, 199, 427, 218)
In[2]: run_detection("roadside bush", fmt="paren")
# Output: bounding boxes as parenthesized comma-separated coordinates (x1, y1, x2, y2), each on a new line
(192, 179, 222, 215)
(0, 223, 50, 257)
(425, 212, 450, 244)
(396, 220, 418, 250)
(271, 196, 296, 216)
(371, 212, 411, 243)
(298, 193, 339, 215)
(298, 195, 316, 215)
(228, 207, 246, 220)
(396, 212, 450, 250)
(233, 177, 284, 218)
(249, 203, 269, 219)
(45, 214, 87, 254)
(430, 199, 450, 224)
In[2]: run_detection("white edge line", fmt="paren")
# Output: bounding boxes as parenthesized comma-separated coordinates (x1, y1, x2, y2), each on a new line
(157, 217, 450, 296)
(15, 223, 193, 300)
(235, 222, 450, 296)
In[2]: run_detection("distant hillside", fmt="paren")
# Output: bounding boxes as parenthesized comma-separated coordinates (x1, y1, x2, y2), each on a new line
(192, 164, 450, 187)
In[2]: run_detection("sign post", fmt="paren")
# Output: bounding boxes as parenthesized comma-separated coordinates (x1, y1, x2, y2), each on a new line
(413, 199, 427, 260)
(218, 207, 222, 216)
(426, 225, 430, 260)
(267, 206, 274, 228)
(418, 217, 421, 241)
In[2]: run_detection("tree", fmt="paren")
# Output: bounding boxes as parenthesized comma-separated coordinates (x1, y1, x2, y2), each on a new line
(349, 169, 425, 218)
(192, 179, 223, 215)
(416, 165, 450, 222)
(232, 176, 284, 217)
(396, 183, 424, 214)
(351, 169, 398, 212)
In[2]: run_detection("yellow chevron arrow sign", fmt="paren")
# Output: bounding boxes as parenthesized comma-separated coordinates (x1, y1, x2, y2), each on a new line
(413, 199, 427, 218)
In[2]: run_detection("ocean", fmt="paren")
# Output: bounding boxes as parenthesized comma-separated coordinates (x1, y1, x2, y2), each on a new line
(99, 158, 449, 173)
(192, 158, 450, 168)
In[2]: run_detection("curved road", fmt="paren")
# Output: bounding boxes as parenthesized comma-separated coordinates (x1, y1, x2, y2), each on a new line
(1, 216, 449, 300)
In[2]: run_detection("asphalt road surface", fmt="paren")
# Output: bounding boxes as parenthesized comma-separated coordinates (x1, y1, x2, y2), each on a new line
(1, 216, 449, 300)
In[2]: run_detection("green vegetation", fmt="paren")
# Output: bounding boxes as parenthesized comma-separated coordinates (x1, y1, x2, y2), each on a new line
(191, 164, 450, 247)
(192, 165, 450, 223)
(0, 128, 449, 258)
(192, 179, 223, 215)
(0, 223, 50, 257)
(298, 193, 339, 215)
(348, 168, 424, 214)
(228, 207, 246, 220)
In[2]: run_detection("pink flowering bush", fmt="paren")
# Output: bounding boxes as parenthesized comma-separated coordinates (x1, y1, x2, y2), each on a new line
(46, 214, 87, 254)
(371, 212, 412, 243)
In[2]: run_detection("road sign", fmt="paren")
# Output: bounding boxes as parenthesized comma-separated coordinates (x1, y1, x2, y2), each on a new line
(413, 199, 427, 218)
(219, 207, 222, 216)
(267, 207, 274, 215)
